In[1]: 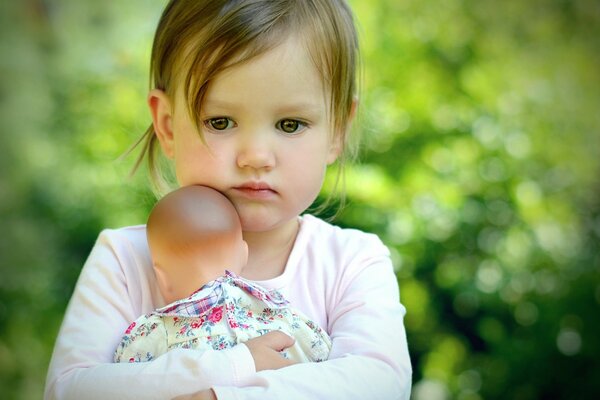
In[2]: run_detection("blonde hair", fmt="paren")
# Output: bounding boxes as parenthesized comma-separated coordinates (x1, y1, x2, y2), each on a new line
(130, 0, 361, 207)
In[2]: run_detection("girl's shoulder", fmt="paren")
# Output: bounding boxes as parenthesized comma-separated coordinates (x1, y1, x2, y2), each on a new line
(90, 225, 152, 270)
(96, 224, 148, 250)
(299, 214, 390, 260)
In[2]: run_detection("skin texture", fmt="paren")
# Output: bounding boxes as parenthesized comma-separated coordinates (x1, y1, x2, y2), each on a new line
(147, 185, 248, 304)
(149, 34, 342, 281)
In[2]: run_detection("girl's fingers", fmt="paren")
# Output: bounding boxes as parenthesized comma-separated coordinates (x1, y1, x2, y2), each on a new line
(251, 330, 296, 350)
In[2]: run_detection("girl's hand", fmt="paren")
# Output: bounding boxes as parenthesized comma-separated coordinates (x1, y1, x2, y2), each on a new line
(173, 389, 216, 400)
(244, 331, 297, 371)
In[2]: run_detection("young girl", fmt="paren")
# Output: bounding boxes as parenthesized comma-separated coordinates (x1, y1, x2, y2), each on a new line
(44, 0, 412, 399)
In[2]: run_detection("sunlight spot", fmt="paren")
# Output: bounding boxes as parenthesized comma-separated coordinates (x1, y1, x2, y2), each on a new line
(504, 131, 531, 159)
(509, 272, 535, 295)
(426, 212, 458, 242)
(476, 259, 503, 293)
(413, 194, 439, 219)
(556, 328, 581, 356)
(478, 157, 508, 182)
(515, 181, 542, 206)
(412, 379, 449, 400)
(514, 301, 538, 326)
(387, 213, 415, 245)
(472, 116, 502, 150)
(477, 227, 502, 254)
(427, 147, 456, 174)
(534, 269, 558, 295)
(458, 369, 482, 393)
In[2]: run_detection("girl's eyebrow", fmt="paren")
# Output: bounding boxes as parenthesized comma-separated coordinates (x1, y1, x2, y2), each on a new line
(275, 103, 324, 116)
(204, 98, 324, 115)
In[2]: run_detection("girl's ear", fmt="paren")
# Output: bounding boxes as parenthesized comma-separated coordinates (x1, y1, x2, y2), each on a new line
(326, 133, 343, 165)
(148, 89, 175, 159)
(327, 97, 359, 164)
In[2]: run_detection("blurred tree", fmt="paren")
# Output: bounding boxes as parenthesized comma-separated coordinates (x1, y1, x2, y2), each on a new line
(335, 0, 600, 399)
(0, 0, 598, 399)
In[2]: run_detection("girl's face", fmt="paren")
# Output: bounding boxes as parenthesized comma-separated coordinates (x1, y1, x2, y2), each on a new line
(151, 35, 341, 233)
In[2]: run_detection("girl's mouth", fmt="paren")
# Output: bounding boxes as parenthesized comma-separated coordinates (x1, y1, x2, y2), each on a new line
(233, 182, 277, 199)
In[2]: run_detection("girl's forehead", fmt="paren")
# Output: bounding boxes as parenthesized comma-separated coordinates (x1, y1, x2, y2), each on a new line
(176, 35, 330, 107)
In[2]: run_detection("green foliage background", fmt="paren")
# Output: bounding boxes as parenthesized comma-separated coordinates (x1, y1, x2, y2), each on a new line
(1, 1, 599, 399)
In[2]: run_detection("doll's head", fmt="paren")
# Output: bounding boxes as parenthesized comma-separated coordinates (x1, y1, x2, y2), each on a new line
(132, 0, 360, 200)
(146, 185, 248, 304)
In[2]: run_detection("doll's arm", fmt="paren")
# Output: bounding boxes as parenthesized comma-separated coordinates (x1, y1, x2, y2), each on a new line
(211, 255, 412, 400)
(113, 314, 169, 364)
(44, 230, 256, 400)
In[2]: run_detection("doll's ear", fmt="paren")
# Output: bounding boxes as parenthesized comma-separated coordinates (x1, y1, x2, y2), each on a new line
(148, 89, 175, 159)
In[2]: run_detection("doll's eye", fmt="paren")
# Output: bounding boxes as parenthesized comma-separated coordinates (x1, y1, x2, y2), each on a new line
(276, 119, 307, 135)
(205, 117, 235, 131)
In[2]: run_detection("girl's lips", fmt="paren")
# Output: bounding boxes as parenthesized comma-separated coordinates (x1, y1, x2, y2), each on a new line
(232, 182, 277, 199)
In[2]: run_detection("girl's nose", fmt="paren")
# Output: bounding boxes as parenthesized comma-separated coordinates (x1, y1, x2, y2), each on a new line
(236, 134, 276, 171)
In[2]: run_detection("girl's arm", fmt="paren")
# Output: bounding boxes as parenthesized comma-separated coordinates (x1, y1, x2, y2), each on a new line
(211, 254, 412, 400)
(44, 229, 257, 400)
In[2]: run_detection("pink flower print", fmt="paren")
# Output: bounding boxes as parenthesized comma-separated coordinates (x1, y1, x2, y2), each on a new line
(191, 319, 203, 329)
(125, 322, 136, 334)
(229, 319, 239, 329)
(247, 311, 253, 318)
(208, 306, 223, 323)
(129, 357, 135, 363)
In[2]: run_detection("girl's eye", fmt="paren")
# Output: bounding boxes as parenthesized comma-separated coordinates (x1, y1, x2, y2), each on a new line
(205, 117, 235, 131)
(276, 119, 307, 135)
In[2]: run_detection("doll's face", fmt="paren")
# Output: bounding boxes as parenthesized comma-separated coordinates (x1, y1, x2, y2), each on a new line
(147, 185, 248, 303)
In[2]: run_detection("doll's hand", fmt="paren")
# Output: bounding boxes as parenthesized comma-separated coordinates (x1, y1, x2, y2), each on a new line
(244, 331, 297, 371)
(172, 389, 216, 400)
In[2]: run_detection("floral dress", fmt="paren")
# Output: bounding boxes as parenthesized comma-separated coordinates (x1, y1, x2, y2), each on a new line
(114, 271, 331, 364)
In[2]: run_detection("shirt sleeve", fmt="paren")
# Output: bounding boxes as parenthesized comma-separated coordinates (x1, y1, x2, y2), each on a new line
(44, 230, 256, 400)
(212, 251, 412, 400)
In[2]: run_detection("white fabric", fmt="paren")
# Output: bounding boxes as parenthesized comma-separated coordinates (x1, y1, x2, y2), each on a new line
(44, 214, 412, 400)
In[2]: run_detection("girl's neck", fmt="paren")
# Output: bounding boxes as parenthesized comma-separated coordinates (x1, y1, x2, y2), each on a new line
(241, 217, 300, 281)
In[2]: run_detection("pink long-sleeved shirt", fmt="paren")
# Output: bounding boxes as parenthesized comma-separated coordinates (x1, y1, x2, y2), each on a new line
(44, 214, 412, 399)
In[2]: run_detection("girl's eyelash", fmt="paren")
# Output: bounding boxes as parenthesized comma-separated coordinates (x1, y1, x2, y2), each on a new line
(276, 119, 309, 135)
(203, 117, 236, 131)
(202, 117, 309, 134)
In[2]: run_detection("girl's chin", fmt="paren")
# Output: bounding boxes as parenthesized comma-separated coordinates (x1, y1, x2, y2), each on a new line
(239, 213, 296, 234)
(239, 218, 277, 233)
